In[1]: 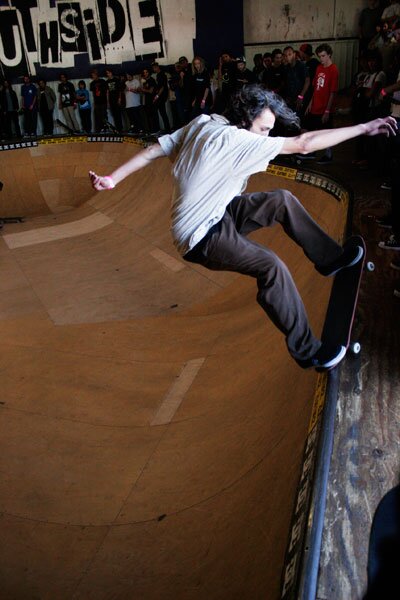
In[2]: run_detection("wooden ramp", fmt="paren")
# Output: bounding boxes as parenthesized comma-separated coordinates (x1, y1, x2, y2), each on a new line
(0, 141, 346, 599)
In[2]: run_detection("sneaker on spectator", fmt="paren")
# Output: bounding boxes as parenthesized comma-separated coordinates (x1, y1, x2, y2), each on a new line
(375, 215, 393, 229)
(297, 343, 347, 370)
(380, 181, 392, 190)
(390, 257, 400, 270)
(316, 242, 364, 277)
(378, 235, 400, 250)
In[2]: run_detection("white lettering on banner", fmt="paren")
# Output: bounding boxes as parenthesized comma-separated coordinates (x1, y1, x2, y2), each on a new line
(129, 0, 164, 60)
(0, 0, 167, 76)
(60, 8, 81, 45)
(0, 22, 23, 67)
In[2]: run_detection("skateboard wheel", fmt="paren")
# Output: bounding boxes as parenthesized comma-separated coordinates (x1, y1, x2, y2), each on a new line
(366, 261, 375, 272)
(350, 342, 361, 355)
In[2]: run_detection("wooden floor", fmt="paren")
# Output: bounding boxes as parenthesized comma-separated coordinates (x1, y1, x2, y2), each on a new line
(0, 140, 347, 599)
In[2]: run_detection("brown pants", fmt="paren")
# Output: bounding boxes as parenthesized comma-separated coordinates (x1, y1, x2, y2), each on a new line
(183, 189, 342, 361)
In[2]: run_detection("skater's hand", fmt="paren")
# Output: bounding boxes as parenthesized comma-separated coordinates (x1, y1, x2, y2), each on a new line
(364, 116, 398, 137)
(89, 171, 115, 191)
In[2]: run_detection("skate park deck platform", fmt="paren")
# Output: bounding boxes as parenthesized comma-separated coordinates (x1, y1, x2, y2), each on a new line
(0, 139, 347, 599)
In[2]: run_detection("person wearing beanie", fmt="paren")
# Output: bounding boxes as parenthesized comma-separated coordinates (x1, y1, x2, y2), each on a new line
(235, 56, 256, 89)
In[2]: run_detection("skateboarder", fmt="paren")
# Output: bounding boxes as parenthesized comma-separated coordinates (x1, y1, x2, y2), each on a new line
(90, 84, 397, 370)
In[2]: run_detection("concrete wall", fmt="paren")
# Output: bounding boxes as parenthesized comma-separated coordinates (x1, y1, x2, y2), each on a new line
(244, 0, 365, 44)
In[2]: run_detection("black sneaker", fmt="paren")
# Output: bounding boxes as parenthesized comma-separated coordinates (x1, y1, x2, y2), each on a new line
(380, 181, 392, 190)
(316, 243, 364, 277)
(375, 215, 393, 229)
(297, 344, 347, 370)
(390, 258, 400, 270)
(378, 235, 400, 251)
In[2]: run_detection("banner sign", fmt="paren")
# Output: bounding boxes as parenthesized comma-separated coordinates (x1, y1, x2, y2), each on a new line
(0, 0, 165, 79)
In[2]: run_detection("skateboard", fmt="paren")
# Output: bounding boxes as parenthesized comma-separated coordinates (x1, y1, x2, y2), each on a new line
(55, 118, 75, 134)
(317, 235, 374, 371)
(103, 119, 120, 134)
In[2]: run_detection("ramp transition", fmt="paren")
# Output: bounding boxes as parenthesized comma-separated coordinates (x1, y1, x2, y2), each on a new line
(0, 139, 347, 599)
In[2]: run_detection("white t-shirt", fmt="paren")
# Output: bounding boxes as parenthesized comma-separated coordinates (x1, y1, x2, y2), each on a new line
(158, 114, 285, 255)
(125, 78, 141, 108)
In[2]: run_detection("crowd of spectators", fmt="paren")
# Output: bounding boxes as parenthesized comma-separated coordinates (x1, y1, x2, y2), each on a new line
(356, 0, 400, 286)
(0, 45, 336, 142)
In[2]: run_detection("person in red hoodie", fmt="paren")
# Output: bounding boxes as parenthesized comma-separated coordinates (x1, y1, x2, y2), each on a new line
(305, 43, 339, 163)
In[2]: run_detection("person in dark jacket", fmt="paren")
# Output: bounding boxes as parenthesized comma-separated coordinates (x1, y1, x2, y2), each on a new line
(235, 56, 256, 89)
(21, 74, 38, 136)
(140, 68, 159, 134)
(89, 69, 108, 132)
(262, 49, 286, 96)
(152, 62, 171, 133)
(105, 68, 123, 132)
(178, 56, 193, 124)
(1, 80, 22, 139)
(58, 73, 80, 132)
(215, 50, 237, 113)
(190, 56, 212, 118)
(38, 79, 56, 136)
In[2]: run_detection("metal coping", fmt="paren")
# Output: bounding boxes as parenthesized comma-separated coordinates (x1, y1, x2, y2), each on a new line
(279, 166, 354, 600)
(0, 134, 147, 150)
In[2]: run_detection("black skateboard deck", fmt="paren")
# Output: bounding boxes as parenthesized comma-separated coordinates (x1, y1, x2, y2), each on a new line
(103, 119, 119, 134)
(56, 118, 75, 134)
(317, 235, 369, 370)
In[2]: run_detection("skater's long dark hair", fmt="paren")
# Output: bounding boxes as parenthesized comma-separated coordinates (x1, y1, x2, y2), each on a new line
(224, 84, 300, 131)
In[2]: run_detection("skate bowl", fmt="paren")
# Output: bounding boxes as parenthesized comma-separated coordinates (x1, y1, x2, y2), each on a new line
(0, 139, 347, 599)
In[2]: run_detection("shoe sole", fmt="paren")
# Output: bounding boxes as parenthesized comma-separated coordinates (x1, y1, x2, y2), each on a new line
(376, 222, 393, 229)
(317, 345, 347, 370)
(378, 242, 400, 251)
(325, 245, 364, 277)
(390, 261, 400, 270)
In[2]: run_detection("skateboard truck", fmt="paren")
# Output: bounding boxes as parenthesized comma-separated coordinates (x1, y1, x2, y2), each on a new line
(0, 181, 24, 228)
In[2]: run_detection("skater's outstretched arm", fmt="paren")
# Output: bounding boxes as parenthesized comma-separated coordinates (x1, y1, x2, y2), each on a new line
(281, 116, 398, 155)
(89, 142, 166, 190)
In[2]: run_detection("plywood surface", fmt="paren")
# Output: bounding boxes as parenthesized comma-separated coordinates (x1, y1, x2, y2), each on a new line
(0, 142, 346, 599)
